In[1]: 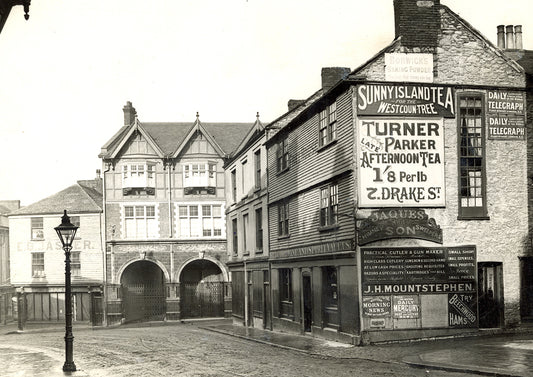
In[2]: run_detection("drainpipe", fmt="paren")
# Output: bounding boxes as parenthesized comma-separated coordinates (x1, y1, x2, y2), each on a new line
(244, 260, 248, 327)
(101, 162, 111, 326)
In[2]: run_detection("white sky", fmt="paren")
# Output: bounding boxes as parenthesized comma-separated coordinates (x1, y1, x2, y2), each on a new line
(1, 0, 531, 207)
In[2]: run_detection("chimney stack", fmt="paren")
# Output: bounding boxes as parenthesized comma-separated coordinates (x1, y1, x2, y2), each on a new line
(506, 25, 515, 49)
(287, 99, 305, 112)
(497, 25, 506, 49)
(394, 0, 440, 48)
(515, 25, 523, 49)
(321, 67, 351, 92)
(123, 101, 137, 126)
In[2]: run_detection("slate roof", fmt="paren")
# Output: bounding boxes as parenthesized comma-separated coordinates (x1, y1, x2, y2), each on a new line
(506, 50, 533, 75)
(9, 180, 103, 216)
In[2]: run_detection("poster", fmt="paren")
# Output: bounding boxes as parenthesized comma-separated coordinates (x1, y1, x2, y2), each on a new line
(357, 118, 445, 207)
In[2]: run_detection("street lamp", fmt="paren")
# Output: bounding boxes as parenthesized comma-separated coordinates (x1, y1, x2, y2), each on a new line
(55, 210, 79, 372)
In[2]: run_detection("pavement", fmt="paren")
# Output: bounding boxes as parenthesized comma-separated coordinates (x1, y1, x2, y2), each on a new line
(2, 320, 533, 376)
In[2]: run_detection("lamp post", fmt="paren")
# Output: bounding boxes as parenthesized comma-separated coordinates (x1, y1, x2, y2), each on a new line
(55, 210, 79, 372)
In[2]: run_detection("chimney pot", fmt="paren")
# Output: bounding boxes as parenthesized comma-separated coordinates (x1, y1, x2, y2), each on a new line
(515, 25, 523, 50)
(497, 25, 506, 49)
(506, 25, 515, 49)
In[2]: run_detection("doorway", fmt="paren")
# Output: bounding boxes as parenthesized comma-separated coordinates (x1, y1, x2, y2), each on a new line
(302, 272, 312, 332)
(180, 259, 224, 318)
(478, 262, 503, 328)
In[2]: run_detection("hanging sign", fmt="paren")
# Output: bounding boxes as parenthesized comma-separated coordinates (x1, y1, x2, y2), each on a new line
(357, 118, 445, 207)
(356, 83, 455, 117)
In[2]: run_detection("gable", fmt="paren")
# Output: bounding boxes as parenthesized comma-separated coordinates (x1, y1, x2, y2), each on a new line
(178, 130, 219, 157)
(116, 131, 159, 158)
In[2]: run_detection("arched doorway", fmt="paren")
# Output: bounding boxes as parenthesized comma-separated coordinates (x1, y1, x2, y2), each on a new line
(121, 260, 166, 323)
(180, 259, 225, 318)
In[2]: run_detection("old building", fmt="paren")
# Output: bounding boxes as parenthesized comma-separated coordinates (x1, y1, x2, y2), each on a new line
(8, 178, 104, 325)
(251, 0, 531, 344)
(0, 200, 19, 324)
(99, 102, 254, 324)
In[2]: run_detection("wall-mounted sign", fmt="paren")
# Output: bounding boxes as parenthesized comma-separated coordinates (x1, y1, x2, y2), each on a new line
(393, 295, 419, 319)
(385, 53, 434, 83)
(448, 293, 477, 328)
(357, 84, 455, 117)
(487, 91, 526, 140)
(358, 208, 442, 245)
(362, 296, 391, 317)
(270, 239, 354, 260)
(357, 118, 445, 207)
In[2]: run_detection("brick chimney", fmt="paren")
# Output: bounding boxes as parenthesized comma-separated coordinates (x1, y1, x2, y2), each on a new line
(123, 101, 137, 126)
(321, 67, 351, 92)
(394, 0, 440, 49)
(287, 99, 305, 112)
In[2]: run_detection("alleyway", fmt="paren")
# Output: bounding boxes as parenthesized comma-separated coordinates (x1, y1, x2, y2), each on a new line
(2, 320, 531, 376)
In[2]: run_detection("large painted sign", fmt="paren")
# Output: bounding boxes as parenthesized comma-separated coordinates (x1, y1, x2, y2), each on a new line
(356, 84, 455, 117)
(487, 90, 526, 140)
(361, 246, 478, 329)
(357, 118, 445, 207)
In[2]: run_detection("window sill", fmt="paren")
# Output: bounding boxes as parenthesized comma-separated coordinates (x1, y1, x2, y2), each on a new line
(276, 167, 289, 176)
(31, 239, 45, 242)
(317, 138, 337, 152)
(318, 224, 339, 232)
(457, 216, 490, 221)
(278, 234, 290, 240)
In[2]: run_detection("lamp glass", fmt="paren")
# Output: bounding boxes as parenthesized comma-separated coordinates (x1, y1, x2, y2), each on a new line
(55, 210, 79, 248)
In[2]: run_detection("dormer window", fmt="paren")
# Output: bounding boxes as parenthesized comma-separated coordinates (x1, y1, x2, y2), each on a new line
(123, 163, 155, 195)
(183, 162, 216, 195)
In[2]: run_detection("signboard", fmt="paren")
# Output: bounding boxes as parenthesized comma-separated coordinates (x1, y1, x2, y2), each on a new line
(362, 296, 391, 317)
(361, 246, 477, 294)
(448, 293, 477, 328)
(358, 208, 442, 245)
(487, 90, 526, 140)
(357, 118, 445, 207)
(270, 239, 354, 260)
(393, 295, 419, 319)
(356, 84, 455, 117)
(385, 53, 434, 83)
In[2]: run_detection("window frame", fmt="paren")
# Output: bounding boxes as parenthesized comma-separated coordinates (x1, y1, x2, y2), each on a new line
(279, 268, 293, 303)
(176, 203, 224, 239)
(122, 162, 156, 189)
(254, 149, 261, 190)
(123, 204, 158, 239)
(319, 182, 339, 229)
(276, 136, 289, 173)
(457, 92, 488, 220)
(31, 217, 44, 240)
(255, 207, 263, 252)
(182, 161, 217, 188)
(318, 101, 337, 148)
(71, 251, 81, 276)
(31, 252, 45, 277)
(231, 169, 237, 202)
(232, 218, 238, 256)
(278, 201, 290, 238)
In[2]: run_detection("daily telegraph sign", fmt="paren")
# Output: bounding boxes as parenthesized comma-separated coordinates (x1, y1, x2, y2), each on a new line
(357, 118, 445, 207)
(357, 84, 455, 118)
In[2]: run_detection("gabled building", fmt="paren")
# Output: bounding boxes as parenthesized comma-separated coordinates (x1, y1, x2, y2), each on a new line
(8, 178, 104, 325)
(99, 102, 254, 324)
(258, 0, 530, 344)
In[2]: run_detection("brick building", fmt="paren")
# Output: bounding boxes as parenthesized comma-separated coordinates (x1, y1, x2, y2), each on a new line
(99, 102, 253, 324)
(234, 0, 531, 344)
(8, 179, 104, 325)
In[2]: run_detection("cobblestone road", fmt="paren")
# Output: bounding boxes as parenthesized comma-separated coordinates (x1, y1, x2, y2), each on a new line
(0, 322, 477, 377)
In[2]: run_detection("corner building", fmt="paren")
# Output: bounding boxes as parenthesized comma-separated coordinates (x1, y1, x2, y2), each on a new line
(100, 102, 253, 324)
(264, 0, 530, 344)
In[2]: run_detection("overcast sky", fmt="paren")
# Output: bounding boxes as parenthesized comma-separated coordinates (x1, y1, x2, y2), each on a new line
(1, 0, 531, 207)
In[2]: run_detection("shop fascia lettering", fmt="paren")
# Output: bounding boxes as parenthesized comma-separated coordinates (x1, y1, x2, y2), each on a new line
(357, 84, 455, 114)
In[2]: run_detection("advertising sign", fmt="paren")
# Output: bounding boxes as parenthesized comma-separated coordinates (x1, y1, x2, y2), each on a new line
(448, 293, 477, 327)
(393, 295, 419, 319)
(385, 53, 434, 83)
(356, 84, 455, 117)
(487, 90, 526, 140)
(362, 296, 391, 318)
(358, 208, 442, 245)
(357, 118, 445, 207)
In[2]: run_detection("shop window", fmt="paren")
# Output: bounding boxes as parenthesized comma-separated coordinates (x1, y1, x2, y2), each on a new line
(276, 136, 289, 173)
(319, 101, 337, 147)
(458, 94, 487, 219)
(278, 201, 289, 237)
(177, 204, 223, 238)
(279, 268, 293, 318)
(31, 217, 44, 240)
(320, 183, 338, 228)
(124, 205, 158, 239)
(32, 252, 45, 277)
